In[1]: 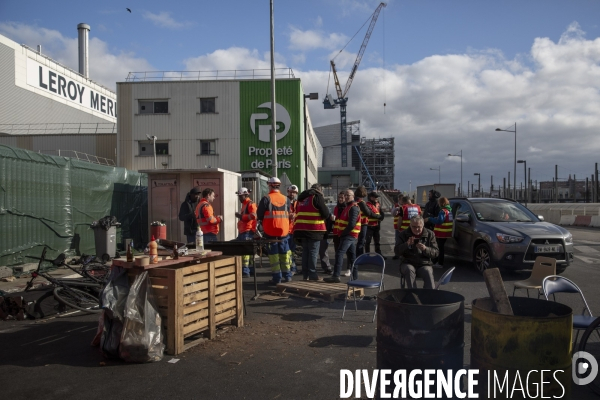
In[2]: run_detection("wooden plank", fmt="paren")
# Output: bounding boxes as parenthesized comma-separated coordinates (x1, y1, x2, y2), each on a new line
(207, 260, 216, 340)
(184, 280, 208, 294)
(113, 256, 196, 270)
(182, 263, 209, 275)
(215, 298, 236, 313)
(215, 274, 235, 286)
(215, 290, 236, 305)
(183, 319, 209, 336)
(165, 269, 177, 355)
(215, 282, 236, 296)
(214, 265, 236, 277)
(183, 271, 208, 285)
(184, 291, 209, 305)
(215, 308, 237, 324)
(183, 308, 209, 325)
(483, 268, 514, 316)
(234, 256, 243, 327)
(183, 300, 209, 315)
(275, 281, 363, 301)
(212, 257, 238, 268)
(149, 278, 169, 288)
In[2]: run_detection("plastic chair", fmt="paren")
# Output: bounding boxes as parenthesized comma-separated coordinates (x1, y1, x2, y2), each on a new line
(342, 253, 386, 323)
(434, 267, 455, 290)
(512, 256, 556, 299)
(543, 275, 596, 346)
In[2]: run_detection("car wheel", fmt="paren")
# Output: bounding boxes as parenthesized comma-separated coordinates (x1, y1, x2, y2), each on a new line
(474, 243, 493, 273)
(556, 265, 567, 274)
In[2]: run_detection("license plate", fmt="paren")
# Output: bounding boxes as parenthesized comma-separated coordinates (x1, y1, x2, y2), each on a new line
(534, 245, 562, 253)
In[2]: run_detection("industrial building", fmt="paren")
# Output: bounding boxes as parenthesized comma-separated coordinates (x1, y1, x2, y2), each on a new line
(0, 26, 117, 163)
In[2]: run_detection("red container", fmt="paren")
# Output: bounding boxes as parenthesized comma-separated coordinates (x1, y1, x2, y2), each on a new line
(151, 225, 167, 240)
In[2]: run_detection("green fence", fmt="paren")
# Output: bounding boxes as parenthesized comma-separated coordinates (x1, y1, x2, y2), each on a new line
(0, 144, 147, 269)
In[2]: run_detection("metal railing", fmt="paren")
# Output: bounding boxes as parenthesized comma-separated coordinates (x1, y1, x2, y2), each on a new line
(0, 123, 116, 135)
(125, 68, 296, 82)
(37, 149, 115, 166)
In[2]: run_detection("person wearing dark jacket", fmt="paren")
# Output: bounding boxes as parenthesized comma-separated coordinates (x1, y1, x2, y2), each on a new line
(178, 186, 201, 243)
(423, 190, 441, 230)
(293, 184, 331, 281)
(354, 186, 379, 256)
(364, 192, 386, 258)
(395, 215, 439, 289)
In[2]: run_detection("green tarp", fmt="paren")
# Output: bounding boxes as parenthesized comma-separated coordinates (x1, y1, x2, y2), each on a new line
(0, 144, 148, 269)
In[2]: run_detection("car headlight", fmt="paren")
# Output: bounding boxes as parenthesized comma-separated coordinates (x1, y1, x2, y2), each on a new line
(496, 233, 524, 243)
(564, 233, 573, 244)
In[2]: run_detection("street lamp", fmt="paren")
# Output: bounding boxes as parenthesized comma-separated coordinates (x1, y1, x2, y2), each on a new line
(495, 123, 517, 200)
(474, 173, 481, 197)
(447, 150, 462, 196)
(430, 166, 440, 184)
(303, 92, 318, 190)
(518, 159, 527, 205)
(145, 134, 157, 169)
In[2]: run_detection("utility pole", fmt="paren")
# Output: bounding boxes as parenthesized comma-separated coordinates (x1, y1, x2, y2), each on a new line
(270, 0, 277, 177)
(555, 165, 558, 203)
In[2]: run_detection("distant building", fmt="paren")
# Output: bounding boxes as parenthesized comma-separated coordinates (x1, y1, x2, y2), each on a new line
(539, 175, 591, 202)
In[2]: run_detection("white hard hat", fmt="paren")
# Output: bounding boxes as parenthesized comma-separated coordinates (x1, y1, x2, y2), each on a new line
(236, 187, 250, 195)
(268, 177, 281, 185)
(287, 185, 298, 192)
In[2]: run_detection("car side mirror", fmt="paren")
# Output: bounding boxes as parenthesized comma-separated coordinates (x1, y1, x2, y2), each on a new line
(456, 214, 469, 223)
(537, 215, 544, 221)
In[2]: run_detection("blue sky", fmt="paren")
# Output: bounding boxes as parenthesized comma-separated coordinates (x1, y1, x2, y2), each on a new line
(2, 0, 600, 192)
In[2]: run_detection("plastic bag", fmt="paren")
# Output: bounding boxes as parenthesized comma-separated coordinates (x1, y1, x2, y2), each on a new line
(99, 266, 129, 358)
(119, 271, 164, 362)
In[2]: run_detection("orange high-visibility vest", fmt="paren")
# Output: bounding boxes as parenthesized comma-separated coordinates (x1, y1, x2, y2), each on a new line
(336, 202, 361, 238)
(356, 199, 369, 225)
(434, 208, 454, 238)
(294, 195, 326, 232)
(366, 202, 380, 227)
(195, 199, 221, 235)
(393, 202, 400, 230)
(400, 204, 422, 230)
(262, 191, 290, 237)
(238, 198, 257, 234)
(332, 204, 344, 236)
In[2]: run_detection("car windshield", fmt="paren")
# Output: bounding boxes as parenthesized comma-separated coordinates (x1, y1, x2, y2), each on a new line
(472, 201, 538, 222)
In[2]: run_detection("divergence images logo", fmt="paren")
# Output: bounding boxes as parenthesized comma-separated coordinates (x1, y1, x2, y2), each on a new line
(250, 102, 291, 142)
(573, 351, 599, 386)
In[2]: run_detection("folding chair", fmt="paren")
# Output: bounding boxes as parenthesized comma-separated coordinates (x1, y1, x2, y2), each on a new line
(543, 275, 596, 346)
(512, 256, 556, 298)
(434, 267, 455, 290)
(342, 253, 385, 323)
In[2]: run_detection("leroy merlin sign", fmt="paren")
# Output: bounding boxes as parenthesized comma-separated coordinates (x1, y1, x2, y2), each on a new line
(240, 80, 303, 185)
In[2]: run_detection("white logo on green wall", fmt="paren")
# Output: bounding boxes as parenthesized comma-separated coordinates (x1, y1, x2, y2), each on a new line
(250, 102, 291, 142)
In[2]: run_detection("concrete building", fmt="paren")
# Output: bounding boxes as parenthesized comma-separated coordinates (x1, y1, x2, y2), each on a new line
(116, 72, 320, 190)
(0, 28, 117, 163)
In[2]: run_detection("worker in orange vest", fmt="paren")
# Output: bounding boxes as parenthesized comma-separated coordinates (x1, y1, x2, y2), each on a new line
(235, 187, 257, 277)
(364, 191, 385, 259)
(354, 186, 379, 256)
(286, 185, 299, 275)
(257, 177, 291, 284)
(391, 195, 401, 259)
(427, 197, 453, 267)
(293, 183, 331, 281)
(195, 188, 223, 244)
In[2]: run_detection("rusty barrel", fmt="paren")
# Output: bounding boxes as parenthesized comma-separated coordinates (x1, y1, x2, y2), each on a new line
(471, 297, 573, 399)
(377, 289, 465, 373)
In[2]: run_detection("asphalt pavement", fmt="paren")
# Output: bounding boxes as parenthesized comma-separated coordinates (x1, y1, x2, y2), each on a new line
(1, 220, 599, 399)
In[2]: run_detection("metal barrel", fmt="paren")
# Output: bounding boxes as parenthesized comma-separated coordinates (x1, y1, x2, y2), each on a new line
(377, 289, 465, 378)
(471, 297, 573, 399)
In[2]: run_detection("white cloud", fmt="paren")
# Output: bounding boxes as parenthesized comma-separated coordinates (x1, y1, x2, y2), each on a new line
(183, 47, 288, 72)
(142, 11, 192, 29)
(0, 22, 154, 90)
(528, 146, 543, 153)
(288, 27, 348, 52)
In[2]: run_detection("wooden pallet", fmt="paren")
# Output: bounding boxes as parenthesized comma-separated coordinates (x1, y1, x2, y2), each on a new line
(275, 280, 364, 302)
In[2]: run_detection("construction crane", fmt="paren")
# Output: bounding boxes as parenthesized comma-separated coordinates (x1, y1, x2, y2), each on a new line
(324, 2, 386, 168)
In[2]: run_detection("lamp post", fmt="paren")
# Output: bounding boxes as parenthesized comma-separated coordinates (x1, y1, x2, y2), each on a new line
(474, 173, 481, 197)
(495, 123, 517, 200)
(518, 159, 527, 205)
(145, 134, 157, 169)
(270, 0, 277, 177)
(447, 150, 462, 196)
(303, 93, 319, 190)
(430, 166, 440, 184)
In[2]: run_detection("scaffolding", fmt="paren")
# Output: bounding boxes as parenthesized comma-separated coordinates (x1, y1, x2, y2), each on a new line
(359, 138, 395, 190)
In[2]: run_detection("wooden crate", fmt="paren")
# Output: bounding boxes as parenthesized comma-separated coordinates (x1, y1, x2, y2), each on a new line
(128, 255, 244, 355)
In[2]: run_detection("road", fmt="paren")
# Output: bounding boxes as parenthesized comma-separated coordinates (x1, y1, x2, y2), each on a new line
(0, 220, 599, 399)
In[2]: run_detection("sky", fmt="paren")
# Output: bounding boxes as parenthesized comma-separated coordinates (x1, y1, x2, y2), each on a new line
(2, 0, 600, 193)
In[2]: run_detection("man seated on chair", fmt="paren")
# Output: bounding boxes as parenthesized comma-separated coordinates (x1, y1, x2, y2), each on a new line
(395, 215, 439, 289)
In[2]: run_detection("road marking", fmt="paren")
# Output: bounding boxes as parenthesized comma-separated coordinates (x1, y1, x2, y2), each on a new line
(21, 335, 57, 346)
(576, 240, 600, 245)
(38, 336, 67, 345)
(80, 327, 97, 333)
(65, 325, 87, 333)
(574, 254, 599, 264)
(574, 246, 600, 254)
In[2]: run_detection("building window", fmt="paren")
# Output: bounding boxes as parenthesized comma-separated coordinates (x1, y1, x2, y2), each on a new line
(200, 98, 216, 113)
(139, 100, 169, 114)
(200, 140, 216, 155)
(139, 141, 169, 156)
